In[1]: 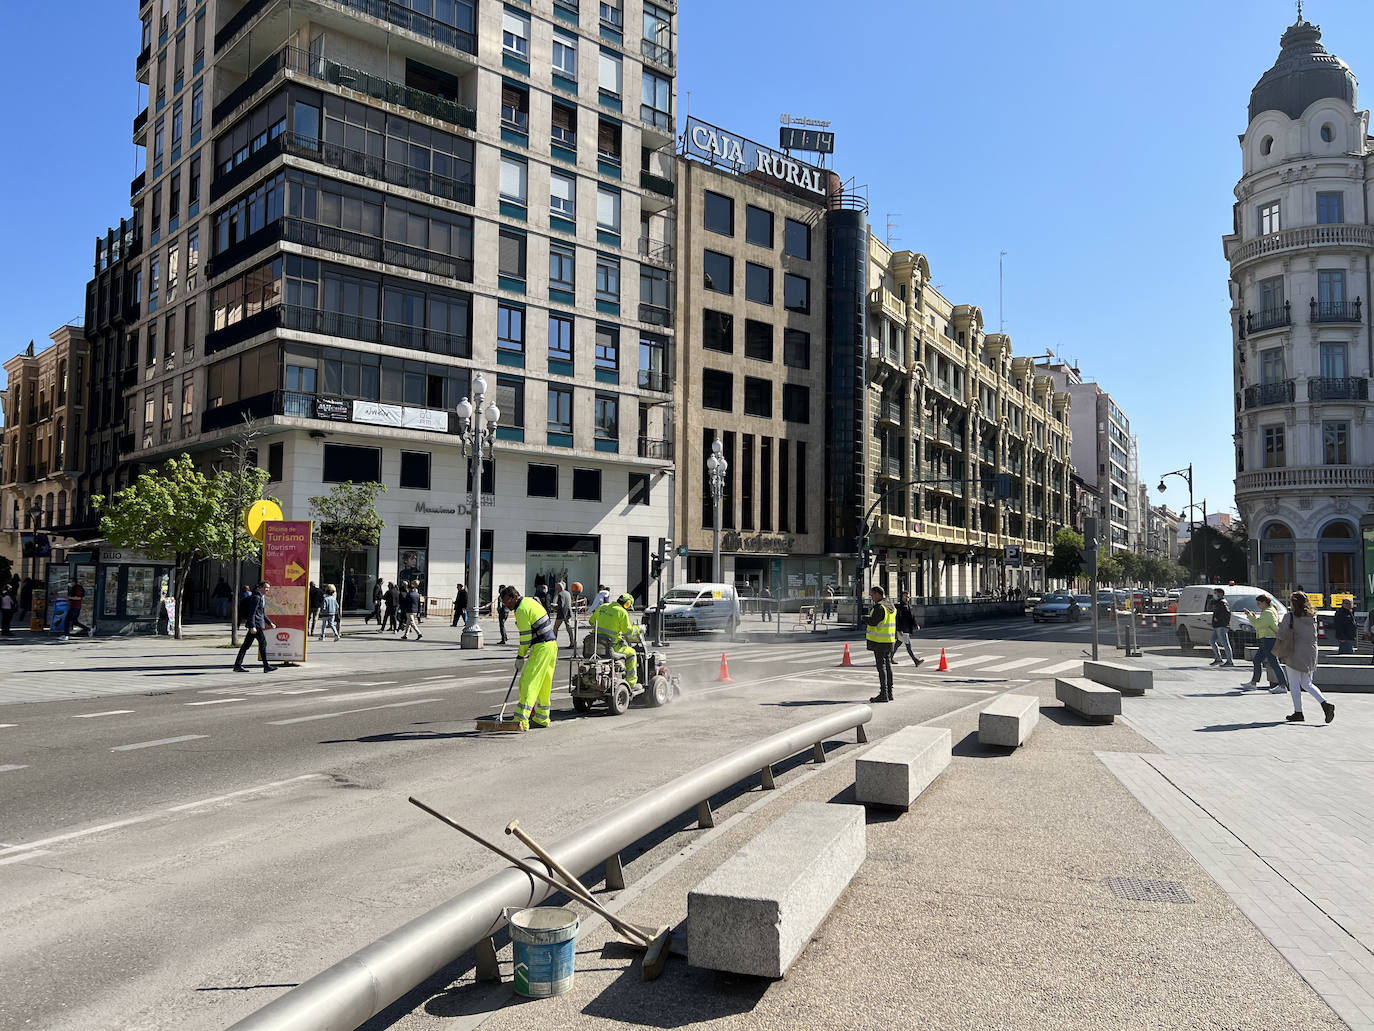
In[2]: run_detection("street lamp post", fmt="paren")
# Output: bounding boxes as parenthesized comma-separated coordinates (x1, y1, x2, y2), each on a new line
(1156, 463, 1195, 582)
(27, 497, 43, 589)
(705, 437, 727, 583)
(456, 373, 500, 650)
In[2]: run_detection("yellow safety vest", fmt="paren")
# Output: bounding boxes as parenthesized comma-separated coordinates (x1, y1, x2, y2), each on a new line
(866, 602, 897, 646)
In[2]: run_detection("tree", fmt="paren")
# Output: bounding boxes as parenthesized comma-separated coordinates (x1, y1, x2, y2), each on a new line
(308, 481, 386, 611)
(1047, 527, 1084, 583)
(95, 455, 222, 640)
(1116, 550, 1143, 587)
(1096, 554, 1124, 586)
(214, 422, 273, 646)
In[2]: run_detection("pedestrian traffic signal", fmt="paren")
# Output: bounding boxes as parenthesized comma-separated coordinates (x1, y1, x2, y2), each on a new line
(651, 556, 662, 579)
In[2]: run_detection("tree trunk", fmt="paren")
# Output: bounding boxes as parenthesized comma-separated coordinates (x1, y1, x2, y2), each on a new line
(173, 560, 186, 641)
(230, 536, 241, 648)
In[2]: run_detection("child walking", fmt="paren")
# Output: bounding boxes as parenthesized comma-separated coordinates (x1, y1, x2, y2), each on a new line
(318, 584, 341, 641)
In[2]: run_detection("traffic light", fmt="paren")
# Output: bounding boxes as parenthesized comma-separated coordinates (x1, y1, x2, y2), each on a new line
(650, 556, 662, 579)
(660, 536, 673, 559)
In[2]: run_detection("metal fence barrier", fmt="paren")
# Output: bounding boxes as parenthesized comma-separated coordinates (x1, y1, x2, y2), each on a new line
(225, 704, 874, 1031)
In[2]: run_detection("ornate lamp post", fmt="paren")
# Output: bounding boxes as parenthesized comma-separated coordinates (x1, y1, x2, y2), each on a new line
(455, 373, 500, 649)
(1156, 464, 1195, 581)
(705, 437, 727, 582)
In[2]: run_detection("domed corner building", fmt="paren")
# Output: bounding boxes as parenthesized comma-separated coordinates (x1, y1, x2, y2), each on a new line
(1224, 14, 1372, 603)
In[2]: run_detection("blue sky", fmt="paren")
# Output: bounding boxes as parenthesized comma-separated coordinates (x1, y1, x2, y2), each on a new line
(2, 0, 1371, 522)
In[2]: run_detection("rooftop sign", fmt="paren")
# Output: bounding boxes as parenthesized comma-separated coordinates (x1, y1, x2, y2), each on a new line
(685, 117, 827, 198)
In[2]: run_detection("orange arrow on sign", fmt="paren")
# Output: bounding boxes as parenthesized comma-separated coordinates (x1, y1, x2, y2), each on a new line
(285, 560, 306, 583)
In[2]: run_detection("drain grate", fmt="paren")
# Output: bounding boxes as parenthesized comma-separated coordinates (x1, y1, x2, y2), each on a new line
(1105, 877, 1194, 904)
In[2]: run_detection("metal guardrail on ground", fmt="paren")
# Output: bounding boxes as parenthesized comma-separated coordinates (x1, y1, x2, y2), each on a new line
(225, 705, 874, 1031)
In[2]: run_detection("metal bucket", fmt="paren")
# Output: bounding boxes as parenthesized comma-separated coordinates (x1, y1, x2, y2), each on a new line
(508, 906, 579, 998)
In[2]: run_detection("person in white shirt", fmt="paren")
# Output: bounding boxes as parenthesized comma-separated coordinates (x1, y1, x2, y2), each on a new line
(588, 584, 611, 614)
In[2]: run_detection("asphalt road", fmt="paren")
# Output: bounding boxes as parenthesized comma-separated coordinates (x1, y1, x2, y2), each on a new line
(0, 617, 1096, 1031)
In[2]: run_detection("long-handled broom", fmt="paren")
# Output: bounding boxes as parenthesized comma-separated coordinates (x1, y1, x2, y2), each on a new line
(476, 657, 526, 733)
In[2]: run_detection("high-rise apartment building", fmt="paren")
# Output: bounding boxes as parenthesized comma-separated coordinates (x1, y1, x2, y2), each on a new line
(113, 0, 676, 612)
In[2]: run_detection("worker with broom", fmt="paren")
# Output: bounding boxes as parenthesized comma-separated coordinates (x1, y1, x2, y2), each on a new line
(591, 592, 642, 695)
(501, 584, 559, 729)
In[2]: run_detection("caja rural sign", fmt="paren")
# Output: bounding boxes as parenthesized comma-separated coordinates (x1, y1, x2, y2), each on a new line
(262, 520, 312, 663)
(685, 117, 827, 198)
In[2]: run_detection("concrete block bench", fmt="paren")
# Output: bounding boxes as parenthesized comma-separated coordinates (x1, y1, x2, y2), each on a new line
(688, 801, 865, 978)
(855, 726, 951, 810)
(979, 694, 1040, 747)
(1083, 660, 1153, 696)
(1055, 677, 1122, 723)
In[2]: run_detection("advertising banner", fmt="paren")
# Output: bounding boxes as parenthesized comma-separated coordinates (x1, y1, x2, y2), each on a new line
(262, 520, 312, 663)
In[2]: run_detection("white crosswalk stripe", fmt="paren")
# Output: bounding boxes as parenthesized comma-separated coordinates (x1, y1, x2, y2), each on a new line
(1030, 659, 1084, 676)
(977, 657, 1046, 672)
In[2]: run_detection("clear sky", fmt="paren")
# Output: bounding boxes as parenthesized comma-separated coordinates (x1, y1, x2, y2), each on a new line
(2, 0, 1371, 524)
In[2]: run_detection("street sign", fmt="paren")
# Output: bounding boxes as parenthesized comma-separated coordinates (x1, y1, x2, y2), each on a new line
(676, 545, 689, 558)
(262, 521, 312, 663)
(1004, 545, 1022, 568)
(246, 499, 284, 542)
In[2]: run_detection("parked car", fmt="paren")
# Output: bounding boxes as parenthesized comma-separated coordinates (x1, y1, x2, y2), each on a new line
(643, 582, 741, 634)
(1032, 592, 1093, 623)
(1173, 584, 1288, 652)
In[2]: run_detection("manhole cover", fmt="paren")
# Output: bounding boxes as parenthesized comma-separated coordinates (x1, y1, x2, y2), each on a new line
(1105, 877, 1193, 904)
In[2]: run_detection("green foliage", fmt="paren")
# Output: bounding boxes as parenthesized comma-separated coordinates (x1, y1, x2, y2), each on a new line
(308, 481, 387, 558)
(1047, 527, 1085, 581)
(211, 463, 273, 566)
(1116, 551, 1143, 584)
(1096, 554, 1123, 586)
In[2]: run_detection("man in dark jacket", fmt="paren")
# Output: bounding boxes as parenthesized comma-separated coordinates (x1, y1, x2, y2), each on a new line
(233, 582, 276, 672)
(308, 581, 324, 635)
(381, 581, 398, 633)
(366, 580, 383, 624)
(452, 584, 468, 628)
(1208, 588, 1235, 667)
(551, 580, 575, 647)
(893, 592, 923, 666)
(401, 581, 424, 640)
(1333, 597, 1357, 654)
(866, 586, 897, 703)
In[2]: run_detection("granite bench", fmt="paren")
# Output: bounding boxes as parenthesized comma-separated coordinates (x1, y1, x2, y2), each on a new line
(1083, 660, 1152, 696)
(1055, 677, 1122, 722)
(688, 801, 866, 978)
(855, 726, 951, 810)
(978, 694, 1040, 747)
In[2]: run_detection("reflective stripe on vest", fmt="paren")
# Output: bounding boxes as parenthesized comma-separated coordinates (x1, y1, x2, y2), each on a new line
(517, 598, 557, 645)
(866, 603, 897, 645)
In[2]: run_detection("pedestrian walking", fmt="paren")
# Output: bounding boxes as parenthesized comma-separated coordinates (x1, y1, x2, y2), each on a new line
(1275, 591, 1335, 724)
(534, 581, 550, 613)
(496, 584, 510, 644)
(1207, 588, 1235, 668)
(551, 580, 576, 647)
(212, 577, 232, 620)
(502, 584, 559, 730)
(0, 582, 15, 636)
(1241, 594, 1288, 693)
(66, 580, 90, 637)
(366, 580, 383, 625)
(865, 585, 897, 704)
(452, 583, 468, 628)
(1333, 597, 1357, 655)
(307, 581, 323, 635)
(233, 582, 276, 672)
(318, 584, 341, 641)
(381, 581, 398, 633)
(401, 581, 424, 640)
(893, 591, 923, 666)
(588, 584, 610, 615)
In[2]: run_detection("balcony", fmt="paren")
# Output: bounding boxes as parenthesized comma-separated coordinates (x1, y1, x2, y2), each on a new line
(133, 107, 149, 140)
(217, 0, 477, 58)
(638, 369, 671, 394)
(1308, 376, 1369, 402)
(136, 44, 151, 82)
(1229, 223, 1374, 269)
(1237, 464, 1374, 494)
(203, 388, 459, 435)
(638, 237, 674, 267)
(641, 38, 674, 71)
(638, 302, 672, 328)
(1243, 379, 1295, 409)
(639, 106, 674, 148)
(1243, 303, 1291, 337)
(207, 303, 471, 358)
(1310, 297, 1362, 324)
(879, 456, 902, 479)
(640, 169, 674, 199)
(637, 437, 673, 461)
(131, 171, 146, 200)
(879, 402, 903, 426)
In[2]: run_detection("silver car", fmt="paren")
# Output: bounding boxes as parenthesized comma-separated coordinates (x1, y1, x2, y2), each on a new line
(1032, 592, 1092, 623)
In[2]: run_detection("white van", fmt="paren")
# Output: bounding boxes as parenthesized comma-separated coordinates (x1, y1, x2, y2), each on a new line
(1174, 584, 1288, 651)
(644, 582, 741, 634)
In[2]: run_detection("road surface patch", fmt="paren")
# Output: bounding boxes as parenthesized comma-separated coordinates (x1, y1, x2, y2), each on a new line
(110, 735, 209, 751)
(266, 698, 442, 725)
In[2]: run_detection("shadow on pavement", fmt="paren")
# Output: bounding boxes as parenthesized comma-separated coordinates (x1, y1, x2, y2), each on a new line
(759, 699, 852, 708)
(825, 782, 904, 823)
(1196, 721, 1289, 732)
(579, 955, 768, 1027)
(951, 728, 1014, 759)
(1039, 705, 1101, 727)
(195, 983, 298, 992)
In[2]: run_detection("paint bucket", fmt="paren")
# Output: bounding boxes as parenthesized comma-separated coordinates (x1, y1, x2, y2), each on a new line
(508, 906, 579, 998)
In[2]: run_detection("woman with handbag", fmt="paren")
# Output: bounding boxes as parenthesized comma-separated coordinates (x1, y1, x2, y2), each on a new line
(1275, 592, 1334, 724)
(1241, 594, 1288, 693)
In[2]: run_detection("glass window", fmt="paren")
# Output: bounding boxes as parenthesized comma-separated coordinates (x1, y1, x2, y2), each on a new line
(703, 309, 733, 352)
(1258, 199, 1281, 235)
(598, 49, 622, 97)
(551, 102, 576, 147)
(628, 472, 650, 505)
(497, 374, 524, 427)
(703, 191, 733, 236)
(550, 170, 577, 217)
(1323, 420, 1349, 465)
(745, 262, 772, 305)
(745, 319, 772, 361)
(784, 217, 811, 259)
(703, 250, 732, 294)
(1262, 425, 1285, 468)
(573, 467, 603, 500)
(497, 304, 525, 352)
(1258, 276, 1283, 317)
(746, 205, 773, 248)
(547, 386, 573, 434)
(597, 118, 621, 163)
(641, 71, 671, 128)
(1317, 192, 1344, 225)
(595, 254, 620, 302)
(1317, 269, 1346, 308)
(783, 384, 810, 423)
(784, 273, 810, 313)
(528, 463, 559, 497)
(702, 368, 732, 411)
(502, 9, 530, 57)
(399, 450, 431, 490)
(549, 241, 575, 291)
(498, 228, 526, 279)
(744, 377, 772, 418)
(595, 324, 619, 370)
(553, 28, 577, 77)
(596, 186, 620, 232)
(501, 81, 529, 131)
(599, 0, 623, 29)
(594, 395, 618, 439)
(499, 154, 527, 203)
(548, 313, 573, 362)
(1320, 342, 1348, 379)
(783, 328, 810, 368)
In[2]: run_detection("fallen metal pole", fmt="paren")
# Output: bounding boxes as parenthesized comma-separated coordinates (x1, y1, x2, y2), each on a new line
(225, 704, 873, 1031)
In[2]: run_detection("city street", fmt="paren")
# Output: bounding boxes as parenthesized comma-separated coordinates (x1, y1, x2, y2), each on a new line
(0, 617, 1093, 1031)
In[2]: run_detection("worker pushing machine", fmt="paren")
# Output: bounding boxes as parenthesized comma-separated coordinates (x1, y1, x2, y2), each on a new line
(501, 585, 559, 729)
(591, 592, 642, 692)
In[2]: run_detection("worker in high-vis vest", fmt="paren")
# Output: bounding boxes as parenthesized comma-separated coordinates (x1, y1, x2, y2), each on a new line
(591, 592, 641, 691)
(502, 585, 559, 729)
(865, 585, 898, 703)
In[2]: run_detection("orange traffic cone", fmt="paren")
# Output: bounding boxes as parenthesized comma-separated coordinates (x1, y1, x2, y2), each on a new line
(718, 652, 733, 682)
(937, 648, 949, 672)
(840, 643, 853, 667)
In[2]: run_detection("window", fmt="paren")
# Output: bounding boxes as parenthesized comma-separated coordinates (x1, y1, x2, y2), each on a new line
(744, 377, 772, 418)
(703, 368, 732, 411)
(553, 28, 578, 77)
(1321, 123, 1334, 143)
(598, 49, 622, 98)
(597, 118, 622, 164)
(171, 100, 183, 149)
(550, 170, 577, 218)
(595, 323, 619, 370)
(497, 374, 524, 427)
(1320, 342, 1348, 380)
(599, 0, 623, 29)
(741, 434, 754, 531)
(266, 440, 283, 481)
(703, 250, 732, 294)
(1258, 200, 1281, 235)
(190, 80, 202, 134)
(188, 156, 201, 208)
(1258, 276, 1284, 318)
(703, 309, 733, 353)
(746, 205, 773, 248)
(745, 262, 772, 305)
(784, 217, 811, 259)
(573, 467, 603, 501)
(628, 471, 650, 505)
(745, 319, 772, 361)
(594, 394, 618, 439)
(760, 437, 772, 529)
(596, 186, 621, 233)
(154, 118, 165, 164)
(149, 253, 161, 309)
(783, 384, 810, 423)
(499, 154, 527, 203)
(643, 2, 671, 50)
(1317, 269, 1346, 311)
(548, 313, 574, 363)
(641, 71, 671, 130)
(400, 450, 431, 489)
(498, 228, 527, 280)
(551, 102, 577, 147)
(323, 443, 381, 482)
(548, 386, 572, 434)
(528, 463, 559, 497)
(151, 186, 163, 234)
(497, 304, 525, 353)
(501, 81, 529, 132)
(783, 328, 810, 368)
(1323, 420, 1349, 465)
(1317, 192, 1344, 225)
(549, 241, 575, 291)
(502, 8, 530, 57)
(784, 273, 810, 313)
(596, 254, 620, 302)
(640, 264, 669, 311)
(703, 191, 733, 236)
(1262, 425, 1285, 468)
(795, 441, 807, 534)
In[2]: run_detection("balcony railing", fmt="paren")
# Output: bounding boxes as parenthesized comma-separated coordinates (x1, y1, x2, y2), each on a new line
(1244, 303, 1291, 335)
(131, 171, 145, 199)
(640, 169, 675, 198)
(638, 237, 674, 267)
(1308, 376, 1369, 401)
(133, 107, 149, 136)
(207, 303, 472, 358)
(1243, 380, 1295, 408)
(1310, 297, 1362, 324)
(880, 402, 902, 424)
(880, 456, 902, 478)
(637, 436, 673, 461)
(1237, 464, 1374, 493)
(638, 369, 671, 393)
(136, 44, 151, 78)
(638, 302, 672, 328)
(640, 106, 673, 134)
(215, 0, 273, 52)
(641, 38, 674, 69)
(1229, 223, 1374, 267)
(217, 0, 476, 56)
